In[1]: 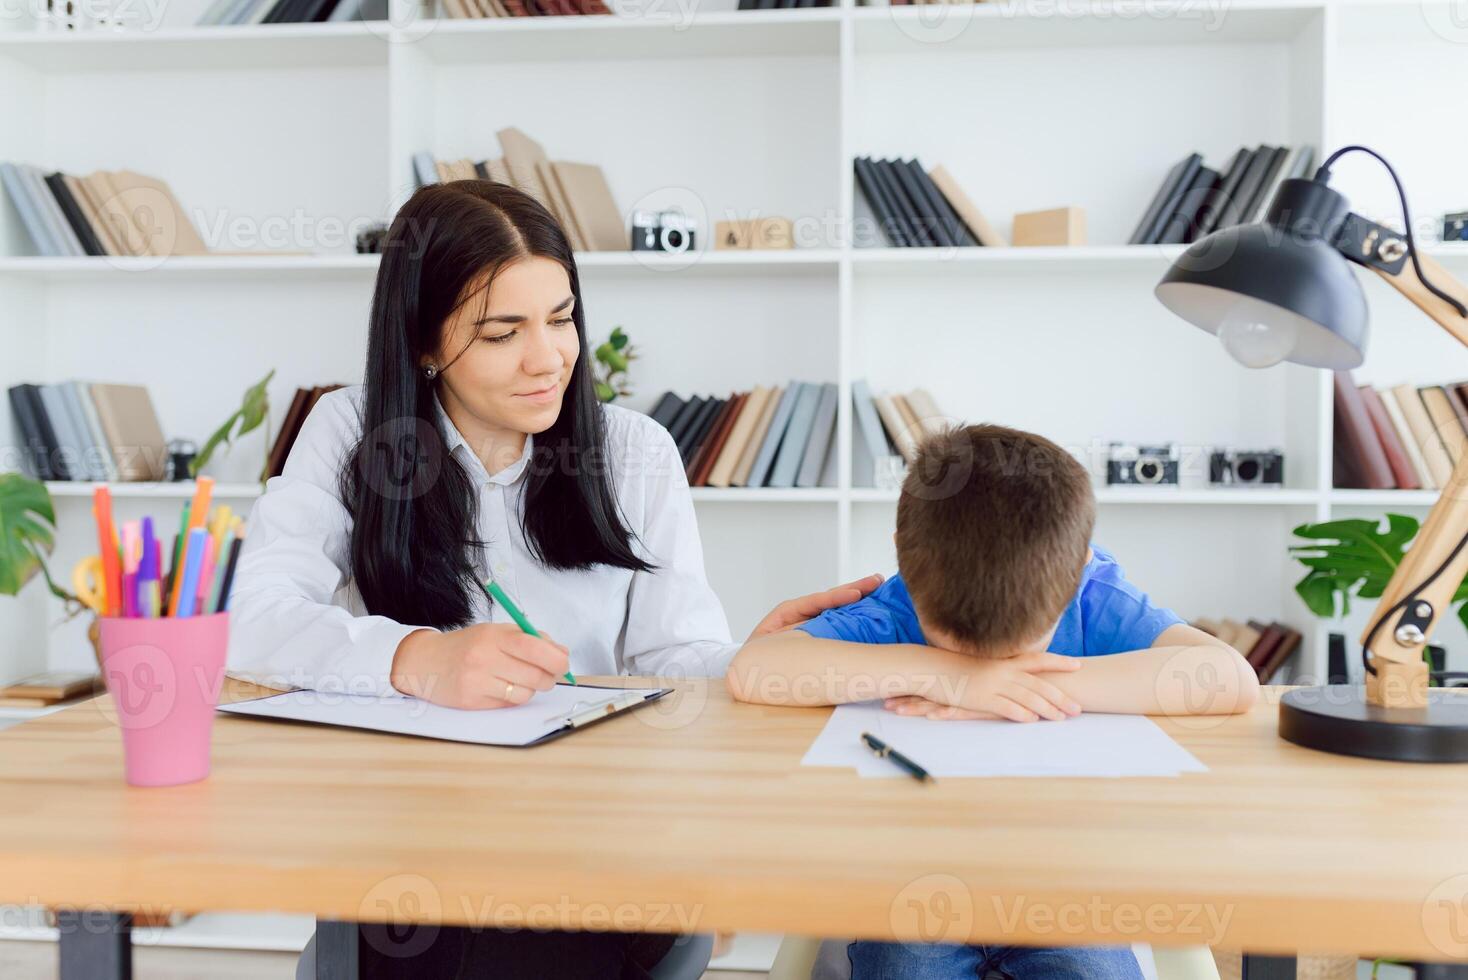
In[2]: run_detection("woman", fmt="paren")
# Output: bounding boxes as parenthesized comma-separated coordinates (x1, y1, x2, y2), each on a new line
(227, 180, 875, 978)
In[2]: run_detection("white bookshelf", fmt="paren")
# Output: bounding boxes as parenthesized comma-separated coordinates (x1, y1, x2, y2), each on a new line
(1, 0, 1465, 691)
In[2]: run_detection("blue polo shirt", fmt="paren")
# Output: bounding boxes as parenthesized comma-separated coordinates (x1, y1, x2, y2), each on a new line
(796, 545, 1183, 656)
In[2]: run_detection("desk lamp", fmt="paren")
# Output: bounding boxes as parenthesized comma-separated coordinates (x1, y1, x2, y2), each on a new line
(1155, 145, 1468, 761)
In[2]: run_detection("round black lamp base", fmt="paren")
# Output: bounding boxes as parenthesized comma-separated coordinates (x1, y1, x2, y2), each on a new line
(1279, 686, 1468, 762)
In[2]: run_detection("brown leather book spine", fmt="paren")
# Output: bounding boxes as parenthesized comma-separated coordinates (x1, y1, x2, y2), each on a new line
(1359, 386, 1420, 490)
(683, 397, 732, 480)
(1333, 371, 1395, 489)
(1453, 383, 1468, 429)
(266, 388, 311, 480)
(1447, 383, 1468, 441)
(1245, 624, 1284, 675)
(690, 393, 747, 487)
(1257, 626, 1302, 683)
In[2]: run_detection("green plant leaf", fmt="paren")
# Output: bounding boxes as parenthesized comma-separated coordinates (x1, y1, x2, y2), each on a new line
(191, 369, 275, 477)
(594, 341, 615, 364)
(1294, 574, 1339, 619)
(0, 474, 56, 596)
(237, 369, 274, 434)
(594, 380, 616, 403)
(1289, 514, 1420, 624)
(610, 326, 628, 350)
(602, 350, 629, 373)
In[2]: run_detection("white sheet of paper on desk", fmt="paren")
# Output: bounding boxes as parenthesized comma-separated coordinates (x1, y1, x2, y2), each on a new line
(217, 684, 666, 747)
(803, 702, 1206, 778)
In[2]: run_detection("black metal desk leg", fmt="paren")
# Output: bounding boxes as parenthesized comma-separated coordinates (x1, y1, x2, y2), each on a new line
(315, 919, 360, 980)
(55, 910, 132, 980)
(1241, 954, 1296, 979)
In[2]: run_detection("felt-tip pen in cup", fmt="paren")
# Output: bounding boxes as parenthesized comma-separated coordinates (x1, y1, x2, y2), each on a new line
(482, 580, 575, 685)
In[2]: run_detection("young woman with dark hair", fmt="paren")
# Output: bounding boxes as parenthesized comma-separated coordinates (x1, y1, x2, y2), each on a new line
(226, 180, 877, 977)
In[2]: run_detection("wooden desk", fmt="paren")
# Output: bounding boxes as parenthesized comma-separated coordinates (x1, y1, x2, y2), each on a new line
(2, 679, 1467, 975)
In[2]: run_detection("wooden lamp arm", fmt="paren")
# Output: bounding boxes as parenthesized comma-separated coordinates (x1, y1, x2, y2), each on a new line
(1358, 254, 1468, 708)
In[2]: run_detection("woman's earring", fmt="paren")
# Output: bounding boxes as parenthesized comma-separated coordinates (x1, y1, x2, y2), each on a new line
(423, 363, 438, 380)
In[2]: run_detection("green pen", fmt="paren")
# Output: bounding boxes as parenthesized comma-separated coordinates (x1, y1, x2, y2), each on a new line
(483, 580, 576, 685)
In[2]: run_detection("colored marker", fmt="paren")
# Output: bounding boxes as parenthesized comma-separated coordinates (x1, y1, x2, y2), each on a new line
(174, 528, 208, 619)
(92, 487, 122, 617)
(214, 536, 243, 613)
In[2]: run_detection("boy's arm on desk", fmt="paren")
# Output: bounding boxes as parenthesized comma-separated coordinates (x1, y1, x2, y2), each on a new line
(727, 624, 1258, 721)
(726, 630, 1085, 723)
(1042, 627, 1260, 716)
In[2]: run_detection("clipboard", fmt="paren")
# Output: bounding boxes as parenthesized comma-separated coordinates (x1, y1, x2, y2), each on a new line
(216, 683, 672, 747)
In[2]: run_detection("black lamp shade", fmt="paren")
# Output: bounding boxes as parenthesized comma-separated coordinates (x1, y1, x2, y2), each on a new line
(1154, 178, 1369, 370)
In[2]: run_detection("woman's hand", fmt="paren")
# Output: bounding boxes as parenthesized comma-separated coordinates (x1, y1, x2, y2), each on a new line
(390, 624, 570, 709)
(895, 652, 1084, 722)
(746, 574, 884, 641)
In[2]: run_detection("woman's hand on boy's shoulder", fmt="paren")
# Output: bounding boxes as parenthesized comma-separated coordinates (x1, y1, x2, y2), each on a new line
(745, 573, 884, 641)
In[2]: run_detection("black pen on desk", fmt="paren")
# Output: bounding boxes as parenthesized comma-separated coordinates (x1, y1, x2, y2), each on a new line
(861, 731, 934, 783)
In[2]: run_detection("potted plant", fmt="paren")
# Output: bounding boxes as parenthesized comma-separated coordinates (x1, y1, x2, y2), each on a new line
(189, 368, 274, 483)
(1289, 514, 1468, 680)
(0, 473, 92, 654)
(592, 327, 637, 403)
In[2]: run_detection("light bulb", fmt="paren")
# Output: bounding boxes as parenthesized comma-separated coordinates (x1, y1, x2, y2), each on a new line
(1217, 306, 1298, 369)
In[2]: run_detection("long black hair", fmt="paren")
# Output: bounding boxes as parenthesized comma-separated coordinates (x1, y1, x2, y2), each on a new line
(342, 180, 650, 630)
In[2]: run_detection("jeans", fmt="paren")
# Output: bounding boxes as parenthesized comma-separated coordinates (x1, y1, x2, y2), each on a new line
(357, 923, 677, 980)
(848, 940, 1143, 980)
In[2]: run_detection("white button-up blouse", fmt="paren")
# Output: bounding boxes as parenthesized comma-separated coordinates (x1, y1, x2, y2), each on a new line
(226, 386, 736, 696)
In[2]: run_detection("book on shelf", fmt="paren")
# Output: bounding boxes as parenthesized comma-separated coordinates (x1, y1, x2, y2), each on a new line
(0, 163, 295, 259)
(643, 381, 847, 490)
(854, 157, 995, 249)
(671, 379, 944, 489)
(1332, 373, 1468, 490)
(196, 0, 387, 24)
(1192, 617, 1301, 684)
(1129, 144, 1314, 246)
(413, 135, 626, 251)
(7, 381, 168, 482)
(264, 385, 346, 481)
(737, 0, 832, 8)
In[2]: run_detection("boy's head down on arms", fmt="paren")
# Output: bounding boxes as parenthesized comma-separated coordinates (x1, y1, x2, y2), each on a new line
(896, 424, 1095, 659)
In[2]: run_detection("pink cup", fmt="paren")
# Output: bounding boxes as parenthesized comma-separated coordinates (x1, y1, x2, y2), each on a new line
(97, 613, 230, 787)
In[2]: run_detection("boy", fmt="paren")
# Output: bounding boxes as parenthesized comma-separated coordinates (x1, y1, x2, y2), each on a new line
(726, 423, 1258, 980)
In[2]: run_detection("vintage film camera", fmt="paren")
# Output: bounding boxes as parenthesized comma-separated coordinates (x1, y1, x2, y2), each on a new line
(630, 210, 697, 253)
(1209, 449, 1284, 486)
(1443, 211, 1468, 243)
(1106, 443, 1179, 486)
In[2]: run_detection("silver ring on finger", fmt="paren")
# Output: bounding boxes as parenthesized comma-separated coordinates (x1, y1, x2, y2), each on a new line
(505, 681, 515, 701)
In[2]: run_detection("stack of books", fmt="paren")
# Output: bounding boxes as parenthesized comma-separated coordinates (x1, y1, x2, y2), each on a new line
(1333, 373, 1468, 491)
(196, 0, 382, 24)
(7, 382, 169, 482)
(414, 128, 627, 251)
(853, 157, 1004, 249)
(650, 383, 838, 489)
(1192, 617, 1302, 683)
(436, 0, 609, 18)
(0, 164, 208, 259)
(737, 0, 833, 8)
(1129, 145, 1315, 246)
(646, 380, 946, 490)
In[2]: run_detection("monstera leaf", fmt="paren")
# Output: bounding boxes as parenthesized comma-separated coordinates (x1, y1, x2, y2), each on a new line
(0, 474, 57, 597)
(190, 369, 274, 479)
(1290, 514, 1468, 632)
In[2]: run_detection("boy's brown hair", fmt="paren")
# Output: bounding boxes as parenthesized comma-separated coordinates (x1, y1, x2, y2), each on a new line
(895, 424, 1095, 656)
